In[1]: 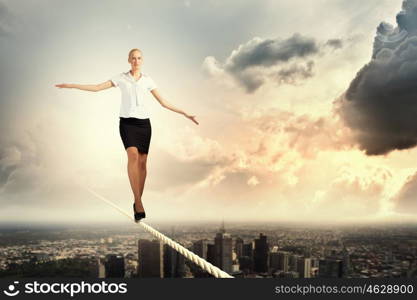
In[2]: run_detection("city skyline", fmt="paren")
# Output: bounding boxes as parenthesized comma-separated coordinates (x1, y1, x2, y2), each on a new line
(2, 0, 417, 224)
(1, 222, 416, 278)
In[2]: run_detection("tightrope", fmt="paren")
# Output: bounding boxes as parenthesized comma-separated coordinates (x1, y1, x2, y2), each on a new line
(79, 183, 234, 278)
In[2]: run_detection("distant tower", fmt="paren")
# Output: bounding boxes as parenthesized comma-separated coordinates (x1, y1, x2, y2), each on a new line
(220, 219, 226, 234)
(253, 233, 269, 273)
(163, 244, 186, 278)
(214, 221, 233, 274)
(138, 239, 164, 278)
(104, 254, 125, 278)
(193, 239, 209, 260)
(297, 257, 312, 278)
(407, 259, 417, 278)
(235, 237, 244, 258)
(277, 251, 290, 272)
(269, 247, 280, 272)
(318, 259, 343, 278)
(289, 254, 300, 272)
(342, 245, 351, 277)
(97, 258, 106, 278)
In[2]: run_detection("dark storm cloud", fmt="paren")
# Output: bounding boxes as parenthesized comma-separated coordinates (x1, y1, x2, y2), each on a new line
(225, 33, 319, 92)
(394, 172, 417, 214)
(204, 33, 342, 93)
(336, 0, 417, 155)
(225, 33, 319, 72)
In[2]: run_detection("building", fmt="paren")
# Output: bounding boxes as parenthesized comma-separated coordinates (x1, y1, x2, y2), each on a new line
(254, 233, 269, 273)
(104, 254, 125, 278)
(318, 259, 343, 278)
(138, 239, 163, 278)
(193, 239, 209, 260)
(289, 254, 300, 272)
(269, 249, 290, 273)
(97, 258, 106, 278)
(89, 257, 105, 278)
(213, 221, 233, 274)
(242, 242, 253, 258)
(342, 245, 351, 277)
(297, 257, 312, 278)
(163, 244, 186, 278)
(235, 237, 244, 258)
(269, 247, 280, 272)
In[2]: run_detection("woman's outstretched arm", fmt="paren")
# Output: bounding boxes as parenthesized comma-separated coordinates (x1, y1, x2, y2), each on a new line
(150, 88, 199, 125)
(55, 80, 113, 92)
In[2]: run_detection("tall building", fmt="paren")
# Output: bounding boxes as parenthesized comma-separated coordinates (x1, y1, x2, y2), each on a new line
(297, 257, 312, 278)
(97, 258, 106, 278)
(269, 246, 280, 272)
(138, 239, 164, 278)
(276, 251, 290, 272)
(104, 254, 125, 278)
(253, 233, 269, 273)
(242, 242, 253, 258)
(193, 239, 209, 260)
(318, 259, 343, 278)
(213, 221, 233, 274)
(163, 244, 186, 278)
(235, 237, 244, 258)
(289, 254, 300, 272)
(342, 245, 351, 278)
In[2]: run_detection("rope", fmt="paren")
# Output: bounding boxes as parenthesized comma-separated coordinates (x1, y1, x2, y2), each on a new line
(78, 183, 234, 278)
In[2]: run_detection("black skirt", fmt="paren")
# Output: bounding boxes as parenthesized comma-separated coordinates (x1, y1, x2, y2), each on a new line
(119, 117, 152, 154)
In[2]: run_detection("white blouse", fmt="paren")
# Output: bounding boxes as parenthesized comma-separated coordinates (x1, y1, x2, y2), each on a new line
(110, 71, 157, 119)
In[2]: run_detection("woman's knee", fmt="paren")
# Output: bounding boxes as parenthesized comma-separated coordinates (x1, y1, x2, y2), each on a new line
(127, 147, 139, 162)
(138, 154, 148, 170)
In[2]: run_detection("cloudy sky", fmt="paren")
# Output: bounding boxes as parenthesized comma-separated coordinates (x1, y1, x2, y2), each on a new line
(1, 0, 417, 225)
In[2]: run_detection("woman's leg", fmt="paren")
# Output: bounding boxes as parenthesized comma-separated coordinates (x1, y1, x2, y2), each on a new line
(126, 147, 146, 212)
(137, 152, 148, 207)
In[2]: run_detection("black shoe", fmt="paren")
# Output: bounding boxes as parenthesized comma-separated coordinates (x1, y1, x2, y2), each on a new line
(133, 203, 146, 222)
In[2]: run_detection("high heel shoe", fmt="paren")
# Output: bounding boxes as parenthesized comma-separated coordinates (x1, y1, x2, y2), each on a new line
(133, 203, 146, 222)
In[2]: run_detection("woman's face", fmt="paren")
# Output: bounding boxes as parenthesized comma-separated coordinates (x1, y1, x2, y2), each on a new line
(129, 51, 143, 69)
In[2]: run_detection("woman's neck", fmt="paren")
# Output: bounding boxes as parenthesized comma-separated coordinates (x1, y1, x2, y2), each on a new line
(130, 69, 141, 76)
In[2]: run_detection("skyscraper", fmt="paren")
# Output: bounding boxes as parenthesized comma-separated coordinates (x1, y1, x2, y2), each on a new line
(207, 243, 215, 265)
(254, 233, 269, 273)
(104, 254, 125, 278)
(297, 257, 312, 278)
(318, 259, 343, 278)
(242, 242, 253, 258)
(163, 244, 186, 278)
(138, 239, 163, 278)
(193, 239, 209, 260)
(277, 251, 290, 272)
(269, 247, 280, 273)
(235, 237, 244, 258)
(342, 245, 351, 278)
(97, 258, 106, 278)
(213, 221, 233, 274)
(289, 254, 300, 272)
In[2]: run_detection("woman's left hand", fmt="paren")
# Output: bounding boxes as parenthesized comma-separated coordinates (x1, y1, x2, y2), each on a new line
(184, 113, 199, 125)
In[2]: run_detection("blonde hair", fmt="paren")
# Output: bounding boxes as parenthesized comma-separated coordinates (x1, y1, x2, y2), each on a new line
(128, 48, 142, 61)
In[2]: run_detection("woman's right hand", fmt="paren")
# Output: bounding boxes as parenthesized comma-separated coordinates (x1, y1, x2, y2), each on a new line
(55, 83, 73, 89)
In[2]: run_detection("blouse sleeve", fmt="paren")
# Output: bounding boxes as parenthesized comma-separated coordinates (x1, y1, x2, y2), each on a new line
(147, 76, 158, 92)
(110, 73, 122, 87)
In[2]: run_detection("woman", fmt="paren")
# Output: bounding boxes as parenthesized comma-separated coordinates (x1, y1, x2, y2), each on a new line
(55, 48, 199, 222)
